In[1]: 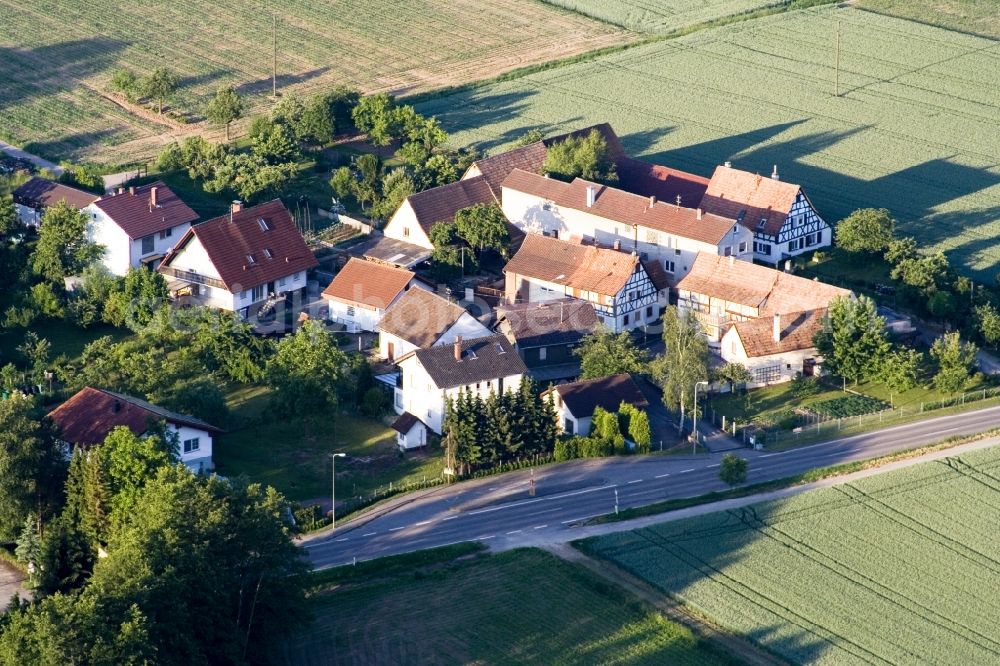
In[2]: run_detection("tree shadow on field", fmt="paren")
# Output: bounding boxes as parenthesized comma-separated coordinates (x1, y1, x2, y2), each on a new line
(619, 126, 676, 157)
(0, 37, 129, 114)
(234, 67, 332, 96)
(416, 89, 552, 152)
(23, 129, 119, 164)
(902, 204, 1000, 280)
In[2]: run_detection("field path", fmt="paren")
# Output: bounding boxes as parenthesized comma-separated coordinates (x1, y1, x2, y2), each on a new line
(545, 542, 789, 666)
(0, 140, 64, 174)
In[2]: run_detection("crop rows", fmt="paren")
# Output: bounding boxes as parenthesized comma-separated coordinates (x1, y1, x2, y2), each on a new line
(0, 0, 630, 166)
(544, 0, 783, 34)
(419, 5, 1000, 278)
(584, 445, 1000, 664)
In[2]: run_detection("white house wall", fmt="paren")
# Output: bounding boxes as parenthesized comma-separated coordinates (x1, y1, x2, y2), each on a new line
(384, 200, 433, 250)
(15, 204, 42, 227)
(86, 206, 132, 276)
(501, 187, 753, 281)
(171, 424, 214, 472)
(127, 222, 191, 270)
(330, 302, 383, 333)
(753, 192, 831, 264)
(720, 327, 816, 386)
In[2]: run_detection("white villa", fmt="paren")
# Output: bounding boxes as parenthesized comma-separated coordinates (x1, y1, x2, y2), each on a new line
(322, 258, 427, 332)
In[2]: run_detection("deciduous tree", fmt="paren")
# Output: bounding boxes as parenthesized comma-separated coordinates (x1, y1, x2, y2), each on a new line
(31, 201, 101, 283)
(930, 332, 977, 394)
(719, 453, 748, 486)
(140, 67, 179, 114)
(542, 129, 617, 183)
(205, 85, 245, 141)
(454, 203, 511, 257)
(835, 208, 895, 254)
(649, 306, 709, 430)
(575, 328, 648, 380)
(813, 296, 890, 385)
(878, 347, 922, 407)
(266, 319, 349, 414)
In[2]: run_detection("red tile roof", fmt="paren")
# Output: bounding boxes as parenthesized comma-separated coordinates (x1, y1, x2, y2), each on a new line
(466, 142, 548, 197)
(699, 166, 801, 236)
(732, 309, 825, 357)
(378, 288, 470, 348)
(160, 199, 317, 292)
(502, 169, 736, 245)
(616, 157, 710, 207)
(91, 181, 198, 239)
(504, 234, 640, 296)
(48, 387, 222, 447)
(12, 177, 97, 210)
(322, 258, 415, 311)
(406, 176, 495, 234)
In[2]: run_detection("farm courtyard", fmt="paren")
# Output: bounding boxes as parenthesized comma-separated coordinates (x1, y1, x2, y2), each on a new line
(417, 4, 1000, 279)
(0, 0, 632, 166)
(580, 444, 1000, 665)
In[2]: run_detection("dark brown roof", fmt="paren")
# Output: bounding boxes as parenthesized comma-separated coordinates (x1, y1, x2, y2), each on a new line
(48, 387, 222, 447)
(160, 199, 317, 291)
(549, 374, 648, 418)
(413, 335, 527, 389)
(12, 177, 97, 210)
(732, 309, 825, 357)
(406, 176, 495, 234)
(467, 142, 548, 197)
(700, 166, 801, 236)
(502, 169, 737, 245)
(504, 234, 640, 296)
(617, 157, 709, 207)
(378, 288, 470, 348)
(92, 180, 198, 238)
(495, 299, 599, 348)
(391, 411, 424, 434)
(322, 258, 414, 311)
(642, 259, 673, 291)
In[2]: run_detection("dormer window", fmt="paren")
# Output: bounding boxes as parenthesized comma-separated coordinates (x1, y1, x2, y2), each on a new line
(257, 217, 270, 231)
(467, 349, 477, 360)
(246, 254, 256, 265)
(757, 218, 767, 229)
(263, 248, 273, 259)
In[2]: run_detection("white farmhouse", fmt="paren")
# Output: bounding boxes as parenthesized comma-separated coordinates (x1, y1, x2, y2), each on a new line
(11, 177, 97, 228)
(699, 164, 832, 264)
(383, 176, 495, 250)
(322, 258, 427, 332)
(503, 234, 668, 333)
(48, 386, 222, 472)
(377, 287, 490, 362)
(158, 200, 317, 318)
(393, 335, 527, 439)
(84, 181, 199, 276)
(721, 310, 829, 386)
(501, 168, 752, 282)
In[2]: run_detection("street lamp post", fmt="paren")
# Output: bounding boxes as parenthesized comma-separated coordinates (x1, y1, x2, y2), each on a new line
(692, 381, 709, 454)
(331, 453, 346, 529)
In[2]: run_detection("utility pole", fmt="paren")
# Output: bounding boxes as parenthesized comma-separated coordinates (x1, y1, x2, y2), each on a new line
(835, 20, 842, 97)
(272, 14, 278, 98)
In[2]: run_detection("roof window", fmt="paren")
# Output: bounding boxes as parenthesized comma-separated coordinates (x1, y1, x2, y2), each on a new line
(263, 248, 273, 259)
(496, 343, 506, 355)
(466, 349, 478, 360)
(757, 218, 767, 229)
(257, 217, 270, 231)
(246, 254, 257, 265)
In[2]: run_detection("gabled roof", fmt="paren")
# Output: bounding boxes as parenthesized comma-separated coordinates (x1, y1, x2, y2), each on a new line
(501, 169, 737, 246)
(350, 235, 432, 269)
(160, 199, 317, 292)
(732, 309, 825, 357)
(391, 411, 425, 435)
(48, 387, 222, 447)
(699, 165, 802, 236)
(405, 176, 495, 234)
(677, 253, 851, 315)
(12, 177, 97, 210)
(548, 374, 648, 418)
(503, 234, 640, 296)
(91, 181, 198, 238)
(616, 157, 710, 207)
(412, 335, 527, 389)
(322, 258, 414, 311)
(378, 288, 469, 348)
(495, 299, 599, 348)
(467, 142, 549, 197)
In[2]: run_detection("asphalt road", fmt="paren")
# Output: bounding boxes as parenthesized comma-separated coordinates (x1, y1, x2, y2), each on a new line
(304, 403, 1000, 569)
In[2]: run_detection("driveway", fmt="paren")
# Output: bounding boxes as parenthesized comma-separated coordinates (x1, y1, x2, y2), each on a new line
(0, 140, 63, 175)
(0, 562, 25, 608)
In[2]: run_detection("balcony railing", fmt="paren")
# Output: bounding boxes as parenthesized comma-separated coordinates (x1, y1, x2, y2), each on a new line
(160, 266, 227, 291)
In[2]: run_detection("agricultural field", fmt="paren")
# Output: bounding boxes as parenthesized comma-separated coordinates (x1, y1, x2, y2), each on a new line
(418, 5, 1000, 278)
(0, 0, 632, 167)
(580, 444, 1000, 665)
(544, 0, 802, 34)
(274, 548, 740, 665)
(856, 0, 1000, 38)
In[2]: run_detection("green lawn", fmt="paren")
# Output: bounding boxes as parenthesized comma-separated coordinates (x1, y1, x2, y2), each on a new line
(579, 444, 1000, 665)
(0, 319, 130, 367)
(273, 548, 740, 665)
(215, 385, 443, 503)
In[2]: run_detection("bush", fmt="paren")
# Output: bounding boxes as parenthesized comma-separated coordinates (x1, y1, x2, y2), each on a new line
(789, 374, 821, 399)
(156, 142, 184, 171)
(719, 453, 748, 486)
(753, 408, 799, 431)
(360, 387, 386, 418)
(3, 306, 36, 329)
(554, 438, 579, 462)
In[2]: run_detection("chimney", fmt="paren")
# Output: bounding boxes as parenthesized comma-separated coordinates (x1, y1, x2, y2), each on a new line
(675, 195, 681, 209)
(649, 195, 656, 207)
(230, 200, 242, 224)
(773, 313, 781, 343)
(586, 185, 596, 208)
(771, 165, 780, 181)
(128, 186, 135, 196)
(150, 186, 158, 208)
(454, 336, 463, 362)
(724, 161, 732, 168)
(613, 239, 621, 251)
(117, 187, 124, 195)
(697, 208, 703, 220)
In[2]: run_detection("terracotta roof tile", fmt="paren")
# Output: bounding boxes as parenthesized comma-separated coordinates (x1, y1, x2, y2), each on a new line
(700, 166, 801, 236)
(413, 335, 527, 389)
(495, 299, 599, 348)
(48, 387, 221, 447)
(677, 253, 850, 313)
(468, 142, 548, 197)
(92, 181, 198, 238)
(406, 176, 495, 234)
(502, 169, 736, 245)
(548, 374, 648, 418)
(322, 258, 414, 311)
(160, 199, 317, 291)
(12, 177, 97, 210)
(733, 309, 825, 357)
(616, 157, 709, 206)
(504, 234, 639, 296)
(378, 288, 469, 348)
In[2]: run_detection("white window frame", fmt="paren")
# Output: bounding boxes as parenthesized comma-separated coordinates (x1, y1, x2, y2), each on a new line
(183, 437, 200, 454)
